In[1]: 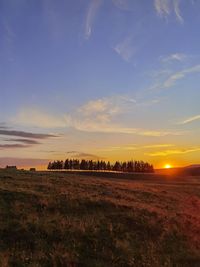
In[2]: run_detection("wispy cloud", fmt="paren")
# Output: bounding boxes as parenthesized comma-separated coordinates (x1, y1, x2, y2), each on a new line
(84, 0, 102, 39)
(154, 0, 170, 17)
(79, 98, 117, 117)
(173, 0, 183, 23)
(154, 0, 183, 23)
(143, 144, 174, 149)
(12, 96, 184, 137)
(161, 53, 187, 63)
(13, 96, 131, 129)
(98, 143, 174, 152)
(146, 147, 200, 156)
(71, 123, 182, 137)
(163, 64, 200, 88)
(12, 107, 68, 129)
(66, 151, 80, 154)
(113, 36, 137, 62)
(70, 96, 181, 136)
(163, 72, 185, 88)
(78, 95, 135, 117)
(179, 114, 200, 125)
(148, 58, 200, 93)
(66, 151, 102, 160)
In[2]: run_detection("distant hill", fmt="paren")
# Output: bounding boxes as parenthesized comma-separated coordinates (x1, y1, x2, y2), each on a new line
(156, 165, 200, 176)
(185, 164, 200, 169)
(183, 166, 200, 176)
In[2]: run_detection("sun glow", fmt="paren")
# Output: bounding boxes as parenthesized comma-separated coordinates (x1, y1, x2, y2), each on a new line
(164, 164, 172, 169)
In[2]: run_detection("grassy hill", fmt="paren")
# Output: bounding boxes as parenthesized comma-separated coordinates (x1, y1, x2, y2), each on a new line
(0, 169, 200, 266)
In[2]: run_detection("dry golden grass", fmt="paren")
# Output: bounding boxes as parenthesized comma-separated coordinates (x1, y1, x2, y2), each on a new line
(0, 169, 200, 266)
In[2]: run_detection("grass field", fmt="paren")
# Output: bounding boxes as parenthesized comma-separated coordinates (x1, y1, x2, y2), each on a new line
(0, 169, 200, 267)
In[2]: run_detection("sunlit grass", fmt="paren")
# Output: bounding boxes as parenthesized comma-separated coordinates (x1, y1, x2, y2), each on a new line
(0, 169, 199, 266)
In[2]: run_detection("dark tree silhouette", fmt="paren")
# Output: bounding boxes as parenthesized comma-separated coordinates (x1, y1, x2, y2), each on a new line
(47, 158, 154, 173)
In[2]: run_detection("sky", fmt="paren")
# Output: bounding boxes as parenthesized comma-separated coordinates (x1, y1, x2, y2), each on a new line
(0, 0, 200, 169)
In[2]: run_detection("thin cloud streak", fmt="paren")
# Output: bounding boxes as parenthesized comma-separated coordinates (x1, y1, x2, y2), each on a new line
(72, 123, 182, 136)
(179, 114, 200, 125)
(143, 144, 175, 149)
(154, 0, 170, 17)
(98, 144, 174, 152)
(4, 138, 40, 145)
(146, 147, 200, 156)
(0, 123, 9, 129)
(66, 152, 103, 160)
(163, 64, 200, 88)
(114, 36, 137, 62)
(0, 144, 29, 149)
(0, 129, 57, 139)
(154, 0, 183, 23)
(173, 0, 183, 23)
(161, 53, 186, 63)
(84, 0, 102, 39)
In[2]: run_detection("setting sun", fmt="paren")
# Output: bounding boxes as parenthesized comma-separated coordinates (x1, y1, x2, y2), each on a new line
(164, 164, 172, 169)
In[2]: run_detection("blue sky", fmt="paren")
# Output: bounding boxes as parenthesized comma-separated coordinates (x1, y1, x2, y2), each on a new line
(0, 0, 200, 168)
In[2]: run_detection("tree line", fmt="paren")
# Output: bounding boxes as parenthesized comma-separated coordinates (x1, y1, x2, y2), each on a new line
(47, 159, 154, 173)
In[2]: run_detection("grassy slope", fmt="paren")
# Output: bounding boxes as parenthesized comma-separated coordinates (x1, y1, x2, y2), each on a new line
(0, 170, 200, 267)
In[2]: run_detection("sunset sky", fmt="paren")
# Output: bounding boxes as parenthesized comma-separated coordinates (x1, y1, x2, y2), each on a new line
(0, 0, 200, 169)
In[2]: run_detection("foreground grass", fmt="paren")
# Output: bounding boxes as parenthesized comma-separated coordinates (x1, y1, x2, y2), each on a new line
(0, 170, 200, 266)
